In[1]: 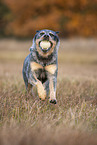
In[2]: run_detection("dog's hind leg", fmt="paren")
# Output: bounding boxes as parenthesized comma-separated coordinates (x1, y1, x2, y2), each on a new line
(27, 83, 32, 92)
(23, 71, 34, 95)
(22, 71, 28, 89)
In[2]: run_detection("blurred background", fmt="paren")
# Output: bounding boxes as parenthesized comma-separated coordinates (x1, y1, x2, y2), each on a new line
(0, 1, 97, 144)
(0, 0, 97, 80)
(0, 0, 97, 38)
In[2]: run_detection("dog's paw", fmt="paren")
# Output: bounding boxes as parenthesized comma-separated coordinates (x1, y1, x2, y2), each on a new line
(50, 99, 57, 104)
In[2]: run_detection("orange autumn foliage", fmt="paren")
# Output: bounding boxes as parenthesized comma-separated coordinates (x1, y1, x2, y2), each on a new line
(3, 0, 97, 37)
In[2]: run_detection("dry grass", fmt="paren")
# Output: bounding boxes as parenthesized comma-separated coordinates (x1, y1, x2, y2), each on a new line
(0, 38, 97, 145)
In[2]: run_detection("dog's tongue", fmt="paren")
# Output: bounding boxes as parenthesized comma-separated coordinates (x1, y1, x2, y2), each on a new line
(40, 41, 51, 49)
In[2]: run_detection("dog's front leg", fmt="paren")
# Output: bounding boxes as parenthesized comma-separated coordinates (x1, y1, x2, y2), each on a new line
(28, 72, 46, 100)
(34, 75, 46, 101)
(30, 61, 46, 100)
(49, 75, 57, 104)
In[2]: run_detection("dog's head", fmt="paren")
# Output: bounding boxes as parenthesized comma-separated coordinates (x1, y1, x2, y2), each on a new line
(31, 29, 60, 57)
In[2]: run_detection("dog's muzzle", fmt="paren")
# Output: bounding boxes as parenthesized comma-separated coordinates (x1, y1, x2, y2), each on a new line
(39, 40, 53, 53)
(39, 35, 53, 53)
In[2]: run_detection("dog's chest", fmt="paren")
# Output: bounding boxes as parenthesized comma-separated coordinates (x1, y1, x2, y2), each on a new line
(30, 62, 57, 75)
(36, 69, 47, 83)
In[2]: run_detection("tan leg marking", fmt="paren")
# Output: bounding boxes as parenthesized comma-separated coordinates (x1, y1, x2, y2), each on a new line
(49, 78, 56, 101)
(30, 62, 43, 71)
(36, 80, 46, 100)
(45, 64, 56, 74)
(33, 74, 46, 100)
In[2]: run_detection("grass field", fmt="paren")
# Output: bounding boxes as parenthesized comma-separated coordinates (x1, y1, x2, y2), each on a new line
(0, 38, 97, 145)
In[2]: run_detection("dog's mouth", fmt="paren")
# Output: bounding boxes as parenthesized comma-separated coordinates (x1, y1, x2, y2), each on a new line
(39, 40, 53, 53)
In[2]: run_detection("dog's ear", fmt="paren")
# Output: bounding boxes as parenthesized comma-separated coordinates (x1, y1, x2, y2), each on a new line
(34, 33, 38, 40)
(36, 30, 40, 33)
(34, 30, 40, 40)
(29, 47, 32, 51)
(56, 31, 59, 34)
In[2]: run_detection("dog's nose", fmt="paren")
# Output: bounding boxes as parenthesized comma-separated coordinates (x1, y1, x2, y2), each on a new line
(43, 35, 49, 40)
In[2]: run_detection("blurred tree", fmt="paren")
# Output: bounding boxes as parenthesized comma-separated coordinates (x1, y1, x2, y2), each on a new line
(0, 0, 12, 37)
(1, 0, 97, 37)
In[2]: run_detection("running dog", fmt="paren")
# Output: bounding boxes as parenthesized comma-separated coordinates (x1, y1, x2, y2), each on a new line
(22, 29, 60, 104)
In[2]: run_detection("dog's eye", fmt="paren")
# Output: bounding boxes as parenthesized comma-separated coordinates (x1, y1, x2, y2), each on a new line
(49, 33, 55, 38)
(40, 32, 45, 36)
